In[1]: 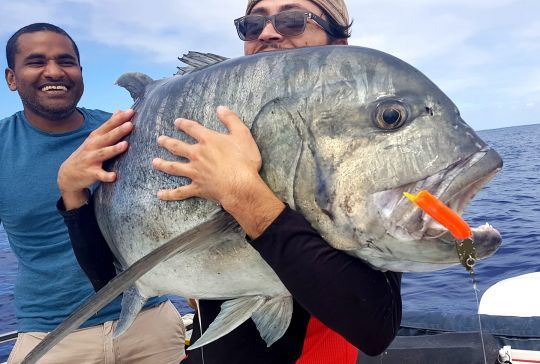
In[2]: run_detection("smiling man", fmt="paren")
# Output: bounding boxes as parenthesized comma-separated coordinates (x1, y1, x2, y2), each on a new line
(0, 23, 185, 363)
(5, 30, 84, 132)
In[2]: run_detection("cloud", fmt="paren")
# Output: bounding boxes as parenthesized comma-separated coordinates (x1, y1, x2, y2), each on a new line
(0, 0, 538, 130)
(0, 0, 248, 62)
(1, 0, 536, 67)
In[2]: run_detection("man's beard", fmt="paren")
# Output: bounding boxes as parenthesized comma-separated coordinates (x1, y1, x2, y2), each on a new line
(20, 90, 82, 121)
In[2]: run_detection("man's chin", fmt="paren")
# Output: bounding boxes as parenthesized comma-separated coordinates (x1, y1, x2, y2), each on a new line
(34, 105, 79, 121)
(24, 95, 81, 120)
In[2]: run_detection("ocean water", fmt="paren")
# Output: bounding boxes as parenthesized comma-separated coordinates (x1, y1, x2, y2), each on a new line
(1, 123, 539, 360)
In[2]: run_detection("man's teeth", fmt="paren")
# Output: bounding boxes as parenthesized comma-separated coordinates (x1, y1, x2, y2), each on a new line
(42, 85, 67, 91)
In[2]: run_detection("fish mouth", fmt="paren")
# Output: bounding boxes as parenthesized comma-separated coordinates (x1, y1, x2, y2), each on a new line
(372, 148, 503, 242)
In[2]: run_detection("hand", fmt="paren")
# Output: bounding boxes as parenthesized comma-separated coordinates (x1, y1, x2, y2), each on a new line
(153, 106, 284, 238)
(152, 106, 261, 207)
(58, 109, 135, 209)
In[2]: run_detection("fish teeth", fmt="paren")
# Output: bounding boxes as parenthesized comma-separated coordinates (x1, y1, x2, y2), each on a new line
(42, 85, 67, 92)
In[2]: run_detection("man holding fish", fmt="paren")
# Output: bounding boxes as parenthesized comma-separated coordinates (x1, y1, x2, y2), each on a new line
(0, 23, 186, 363)
(58, 0, 402, 363)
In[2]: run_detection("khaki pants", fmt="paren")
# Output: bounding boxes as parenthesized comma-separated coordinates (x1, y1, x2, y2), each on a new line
(8, 300, 186, 364)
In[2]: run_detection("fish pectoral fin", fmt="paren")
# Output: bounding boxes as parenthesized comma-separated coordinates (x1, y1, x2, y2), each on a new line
(188, 296, 266, 350)
(113, 285, 148, 338)
(164, 210, 241, 260)
(251, 295, 293, 347)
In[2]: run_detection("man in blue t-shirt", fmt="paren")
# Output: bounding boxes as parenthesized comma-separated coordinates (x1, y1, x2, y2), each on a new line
(0, 23, 185, 363)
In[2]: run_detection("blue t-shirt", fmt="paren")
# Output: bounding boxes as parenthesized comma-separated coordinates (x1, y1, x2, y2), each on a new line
(0, 108, 165, 332)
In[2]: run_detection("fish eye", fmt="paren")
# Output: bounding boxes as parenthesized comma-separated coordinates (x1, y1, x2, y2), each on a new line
(374, 101, 408, 130)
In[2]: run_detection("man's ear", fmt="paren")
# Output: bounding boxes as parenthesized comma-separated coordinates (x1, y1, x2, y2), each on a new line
(5, 68, 17, 91)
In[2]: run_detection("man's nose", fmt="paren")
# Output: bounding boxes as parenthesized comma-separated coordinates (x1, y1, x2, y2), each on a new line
(258, 20, 283, 41)
(43, 61, 64, 78)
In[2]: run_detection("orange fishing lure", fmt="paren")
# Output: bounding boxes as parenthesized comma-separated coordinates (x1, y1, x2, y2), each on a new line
(404, 190, 472, 240)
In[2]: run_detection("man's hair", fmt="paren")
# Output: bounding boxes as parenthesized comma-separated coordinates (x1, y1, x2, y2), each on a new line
(322, 7, 352, 42)
(6, 23, 80, 70)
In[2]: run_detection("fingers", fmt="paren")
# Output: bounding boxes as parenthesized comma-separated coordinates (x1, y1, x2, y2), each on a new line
(173, 106, 245, 141)
(152, 158, 190, 177)
(174, 118, 209, 142)
(152, 158, 196, 201)
(96, 121, 133, 149)
(91, 109, 135, 137)
(92, 141, 129, 164)
(57, 133, 129, 194)
(216, 105, 244, 132)
(156, 186, 196, 201)
(89, 119, 133, 151)
(157, 135, 190, 158)
(95, 170, 117, 183)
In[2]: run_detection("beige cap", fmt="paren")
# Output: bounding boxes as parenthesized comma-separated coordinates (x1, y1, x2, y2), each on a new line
(246, 0, 350, 27)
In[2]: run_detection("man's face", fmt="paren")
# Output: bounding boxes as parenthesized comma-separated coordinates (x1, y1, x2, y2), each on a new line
(244, 0, 334, 55)
(5, 31, 84, 121)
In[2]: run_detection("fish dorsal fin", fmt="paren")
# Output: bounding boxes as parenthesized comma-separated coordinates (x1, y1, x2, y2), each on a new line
(175, 51, 228, 75)
(115, 72, 154, 102)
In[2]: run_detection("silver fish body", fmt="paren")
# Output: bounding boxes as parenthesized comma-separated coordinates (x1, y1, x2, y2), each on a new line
(97, 45, 502, 343)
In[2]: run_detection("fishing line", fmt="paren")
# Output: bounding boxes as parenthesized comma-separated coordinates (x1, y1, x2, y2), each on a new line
(196, 299, 206, 364)
(471, 273, 488, 364)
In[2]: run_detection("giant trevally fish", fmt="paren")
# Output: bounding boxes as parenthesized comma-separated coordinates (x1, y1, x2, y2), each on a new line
(23, 45, 502, 363)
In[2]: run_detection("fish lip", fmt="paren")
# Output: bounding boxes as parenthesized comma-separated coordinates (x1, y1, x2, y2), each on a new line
(372, 148, 502, 241)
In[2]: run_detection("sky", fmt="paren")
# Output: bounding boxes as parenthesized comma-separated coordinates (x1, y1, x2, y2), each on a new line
(0, 0, 538, 131)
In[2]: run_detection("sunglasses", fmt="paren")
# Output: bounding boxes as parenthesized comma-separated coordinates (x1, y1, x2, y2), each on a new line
(234, 11, 332, 41)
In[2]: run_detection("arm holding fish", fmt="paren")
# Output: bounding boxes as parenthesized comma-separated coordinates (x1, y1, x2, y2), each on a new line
(57, 109, 134, 210)
(56, 110, 135, 290)
(58, 196, 117, 291)
(250, 207, 402, 355)
(154, 107, 402, 354)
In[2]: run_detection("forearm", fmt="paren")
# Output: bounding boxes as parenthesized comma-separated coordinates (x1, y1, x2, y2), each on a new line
(58, 195, 116, 291)
(249, 207, 402, 355)
(221, 173, 285, 239)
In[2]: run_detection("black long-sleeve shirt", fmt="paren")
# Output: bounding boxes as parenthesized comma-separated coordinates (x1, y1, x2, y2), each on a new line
(60, 199, 402, 363)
